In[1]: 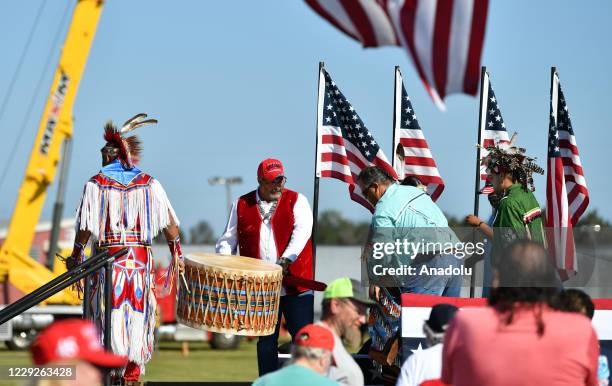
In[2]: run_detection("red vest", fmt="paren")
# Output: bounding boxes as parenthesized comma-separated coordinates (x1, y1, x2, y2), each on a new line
(237, 189, 313, 294)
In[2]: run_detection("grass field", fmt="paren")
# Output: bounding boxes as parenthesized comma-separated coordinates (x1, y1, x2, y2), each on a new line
(0, 339, 262, 385)
(144, 340, 260, 382)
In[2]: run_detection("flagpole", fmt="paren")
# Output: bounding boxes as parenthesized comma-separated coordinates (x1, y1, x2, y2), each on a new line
(470, 66, 487, 298)
(392, 66, 399, 171)
(548, 66, 557, 234)
(312, 61, 324, 273)
(547, 65, 557, 261)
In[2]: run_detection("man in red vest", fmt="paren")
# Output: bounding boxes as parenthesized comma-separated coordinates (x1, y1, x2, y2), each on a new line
(216, 158, 315, 375)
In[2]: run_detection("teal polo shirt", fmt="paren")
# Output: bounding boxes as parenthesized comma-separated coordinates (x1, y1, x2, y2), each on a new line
(252, 364, 338, 386)
(369, 183, 461, 265)
(372, 183, 452, 229)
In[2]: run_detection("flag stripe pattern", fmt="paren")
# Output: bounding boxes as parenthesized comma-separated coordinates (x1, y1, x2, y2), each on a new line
(305, 0, 489, 107)
(394, 68, 444, 201)
(547, 71, 589, 278)
(317, 68, 396, 212)
(479, 73, 510, 181)
(549, 77, 589, 225)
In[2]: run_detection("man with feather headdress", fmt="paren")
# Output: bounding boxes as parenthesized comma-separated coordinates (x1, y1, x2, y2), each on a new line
(65, 114, 183, 383)
(481, 135, 547, 268)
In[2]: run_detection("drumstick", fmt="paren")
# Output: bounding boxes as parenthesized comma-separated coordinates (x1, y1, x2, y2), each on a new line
(175, 254, 191, 294)
(170, 253, 191, 295)
(283, 275, 327, 291)
(180, 271, 190, 294)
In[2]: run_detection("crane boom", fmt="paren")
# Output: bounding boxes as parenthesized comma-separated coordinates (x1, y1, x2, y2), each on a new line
(0, 0, 104, 304)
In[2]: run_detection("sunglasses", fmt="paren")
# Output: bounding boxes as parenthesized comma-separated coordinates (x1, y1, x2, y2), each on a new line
(341, 299, 366, 315)
(264, 176, 287, 185)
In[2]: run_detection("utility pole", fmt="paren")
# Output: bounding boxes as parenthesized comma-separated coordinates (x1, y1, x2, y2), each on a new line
(208, 176, 243, 215)
(48, 137, 72, 270)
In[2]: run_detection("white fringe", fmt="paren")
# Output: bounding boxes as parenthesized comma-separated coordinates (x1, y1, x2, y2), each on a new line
(76, 177, 179, 243)
(91, 265, 157, 376)
(76, 182, 102, 240)
(149, 179, 180, 239)
(111, 307, 129, 356)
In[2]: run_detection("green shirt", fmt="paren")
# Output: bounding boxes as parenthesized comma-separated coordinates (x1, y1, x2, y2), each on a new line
(252, 364, 339, 386)
(492, 184, 546, 263)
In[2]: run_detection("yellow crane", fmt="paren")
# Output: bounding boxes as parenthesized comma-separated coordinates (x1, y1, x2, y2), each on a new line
(0, 0, 103, 305)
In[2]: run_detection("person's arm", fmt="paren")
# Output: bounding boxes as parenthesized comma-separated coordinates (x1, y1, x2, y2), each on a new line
(462, 214, 491, 267)
(65, 230, 91, 270)
(478, 222, 494, 239)
(215, 200, 239, 255)
(465, 214, 494, 239)
(66, 181, 94, 270)
(279, 193, 313, 264)
(162, 211, 185, 272)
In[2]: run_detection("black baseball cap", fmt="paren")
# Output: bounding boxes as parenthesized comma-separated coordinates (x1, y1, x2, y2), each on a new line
(425, 304, 458, 333)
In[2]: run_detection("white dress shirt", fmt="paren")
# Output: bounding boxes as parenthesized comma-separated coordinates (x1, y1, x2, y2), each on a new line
(396, 343, 443, 386)
(215, 190, 313, 264)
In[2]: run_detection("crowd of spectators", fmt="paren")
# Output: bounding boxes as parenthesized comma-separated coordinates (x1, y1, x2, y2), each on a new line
(252, 240, 609, 386)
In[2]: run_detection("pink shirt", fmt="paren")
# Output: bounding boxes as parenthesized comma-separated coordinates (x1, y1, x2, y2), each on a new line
(441, 306, 599, 386)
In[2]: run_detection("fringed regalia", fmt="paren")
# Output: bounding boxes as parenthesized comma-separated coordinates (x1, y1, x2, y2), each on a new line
(74, 114, 179, 377)
(76, 165, 178, 374)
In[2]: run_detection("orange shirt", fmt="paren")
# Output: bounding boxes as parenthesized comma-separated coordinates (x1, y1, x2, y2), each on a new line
(442, 306, 599, 386)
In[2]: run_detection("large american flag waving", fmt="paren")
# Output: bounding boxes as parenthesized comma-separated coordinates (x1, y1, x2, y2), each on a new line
(393, 67, 444, 201)
(547, 69, 589, 278)
(304, 0, 489, 108)
(315, 66, 397, 212)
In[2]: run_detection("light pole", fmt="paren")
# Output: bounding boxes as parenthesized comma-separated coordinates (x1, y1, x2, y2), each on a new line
(208, 176, 243, 215)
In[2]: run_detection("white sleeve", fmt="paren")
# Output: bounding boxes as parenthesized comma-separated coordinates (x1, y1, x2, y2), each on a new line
(280, 193, 313, 262)
(215, 200, 239, 255)
(396, 354, 418, 386)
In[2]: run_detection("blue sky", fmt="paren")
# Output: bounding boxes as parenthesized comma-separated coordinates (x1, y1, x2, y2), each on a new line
(0, 0, 610, 237)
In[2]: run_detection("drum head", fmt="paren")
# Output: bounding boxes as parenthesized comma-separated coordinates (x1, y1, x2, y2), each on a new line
(184, 252, 282, 277)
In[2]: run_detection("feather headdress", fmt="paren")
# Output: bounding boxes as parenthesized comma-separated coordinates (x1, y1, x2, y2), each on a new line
(103, 113, 157, 168)
(481, 133, 544, 192)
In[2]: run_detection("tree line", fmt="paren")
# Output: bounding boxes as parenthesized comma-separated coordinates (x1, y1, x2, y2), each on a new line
(157, 209, 611, 246)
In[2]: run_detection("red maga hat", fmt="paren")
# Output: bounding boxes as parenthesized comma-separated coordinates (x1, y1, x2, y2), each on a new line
(30, 319, 127, 368)
(257, 158, 284, 182)
(294, 324, 334, 351)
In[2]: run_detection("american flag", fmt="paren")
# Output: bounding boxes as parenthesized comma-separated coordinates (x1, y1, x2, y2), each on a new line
(304, 0, 489, 109)
(478, 71, 510, 193)
(393, 67, 444, 201)
(315, 67, 397, 212)
(547, 69, 589, 278)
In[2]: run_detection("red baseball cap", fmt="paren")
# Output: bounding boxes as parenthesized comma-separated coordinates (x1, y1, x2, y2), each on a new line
(30, 319, 127, 368)
(294, 324, 334, 351)
(257, 158, 284, 182)
(420, 380, 448, 386)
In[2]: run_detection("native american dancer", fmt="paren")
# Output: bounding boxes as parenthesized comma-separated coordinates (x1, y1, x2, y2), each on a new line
(65, 114, 183, 383)
(481, 135, 546, 267)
